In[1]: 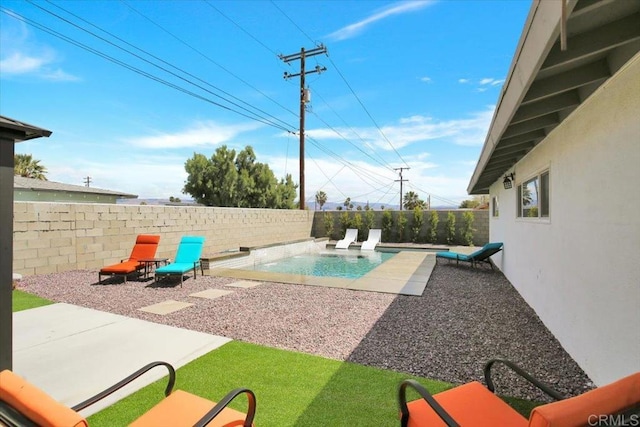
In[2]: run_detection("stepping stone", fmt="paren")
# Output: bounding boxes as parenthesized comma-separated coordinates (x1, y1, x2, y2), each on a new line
(225, 280, 263, 288)
(139, 300, 193, 315)
(189, 289, 234, 300)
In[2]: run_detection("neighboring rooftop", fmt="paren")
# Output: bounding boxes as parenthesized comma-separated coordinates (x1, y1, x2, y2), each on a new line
(15, 176, 137, 200)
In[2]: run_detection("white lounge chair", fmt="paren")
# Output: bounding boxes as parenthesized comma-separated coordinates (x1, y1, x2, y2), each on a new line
(335, 228, 358, 249)
(361, 229, 381, 251)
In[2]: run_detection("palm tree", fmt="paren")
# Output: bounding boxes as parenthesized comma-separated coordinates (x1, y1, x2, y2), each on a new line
(315, 191, 327, 211)
(14, 154, 48, 180)
(403, 191, 424, 210)
(343, 197, 351, 211)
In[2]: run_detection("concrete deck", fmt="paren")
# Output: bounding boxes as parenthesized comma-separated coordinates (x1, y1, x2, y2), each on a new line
(12, 303, 231, 417)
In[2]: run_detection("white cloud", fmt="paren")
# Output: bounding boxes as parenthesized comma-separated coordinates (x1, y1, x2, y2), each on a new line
(458, 78, 470, 84)
(42, 68, 81, 82)
(0, 21, 79, 81)
(420, 76, 432, 83)
(0, 52, 48, 74)
(479, 77, 505, 86)
(48, 154, 188, 198)
(326, 1, 435, 41)
(126, 121, 263, 149)
(306, 106, 495, 149)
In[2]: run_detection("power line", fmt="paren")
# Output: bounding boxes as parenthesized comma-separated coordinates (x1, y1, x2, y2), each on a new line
(205, 1, 280, 57)
(121, 0, 299, 120)
(327, 55, 410, 168)
(310, 91, 395, 171)
(270, 1, 317, 44)
(3, 5, 293, 133)
(30, 0, 294, 133)
(269, 1, 410, 169)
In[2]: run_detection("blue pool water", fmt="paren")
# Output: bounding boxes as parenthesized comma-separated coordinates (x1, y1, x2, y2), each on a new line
(250, 251, 396, 279)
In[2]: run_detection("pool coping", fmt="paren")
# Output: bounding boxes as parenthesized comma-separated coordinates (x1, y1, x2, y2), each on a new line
(208, 250, 437, 296)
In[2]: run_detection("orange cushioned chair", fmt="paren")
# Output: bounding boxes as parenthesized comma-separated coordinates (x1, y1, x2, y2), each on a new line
(399, 359, 640, 427)
(0, 362, 256, 427)
(98, 234, 160, 284)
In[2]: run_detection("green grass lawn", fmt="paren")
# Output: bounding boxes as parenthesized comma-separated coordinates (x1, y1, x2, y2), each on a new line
(89, 341, 539, 426)
(12, 289, 54, 312)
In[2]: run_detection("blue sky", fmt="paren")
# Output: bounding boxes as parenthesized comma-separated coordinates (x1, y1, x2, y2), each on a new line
(1, 0, 530, 207)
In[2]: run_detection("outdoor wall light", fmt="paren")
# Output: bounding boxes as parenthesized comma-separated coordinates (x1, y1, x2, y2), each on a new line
(503, 173, 515, 189)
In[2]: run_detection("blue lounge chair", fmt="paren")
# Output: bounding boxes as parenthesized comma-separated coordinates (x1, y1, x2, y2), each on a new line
(435, 242, 503, 270)
(154, 236, 205, 286)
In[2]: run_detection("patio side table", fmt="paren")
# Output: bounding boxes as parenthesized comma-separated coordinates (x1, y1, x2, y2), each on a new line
(138, 258, 169, 279)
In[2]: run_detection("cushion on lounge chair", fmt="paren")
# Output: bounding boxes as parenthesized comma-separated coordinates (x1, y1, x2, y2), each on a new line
(405, 381, 527, 427)
(99, 235, 160, 276)
(0, 370, 88, 427)
(99, 260, 144, 274)
(155, 263, 198, 275)
(155, 236, 205, 284)
(434, 252, 470, 261)
(129, 390, 249, 427)
(174, 236, 206, 264)
(468, 242, 503, 260)
(529, 372, 640, 427)
(435, 242, 503, 269)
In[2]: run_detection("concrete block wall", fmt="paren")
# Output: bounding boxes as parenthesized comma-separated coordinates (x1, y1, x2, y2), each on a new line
(13, 202, 314, 276)
(311, 209, 489, 246)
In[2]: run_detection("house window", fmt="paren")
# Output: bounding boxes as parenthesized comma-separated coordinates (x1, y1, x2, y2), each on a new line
(517, 170, 550, 218)
(492, 196, 499, 217)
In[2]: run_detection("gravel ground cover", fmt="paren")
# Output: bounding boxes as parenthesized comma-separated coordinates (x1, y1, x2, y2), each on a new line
(18, 263, 593, 401)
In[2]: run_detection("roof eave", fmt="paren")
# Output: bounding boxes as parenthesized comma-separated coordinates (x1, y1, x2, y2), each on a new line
(467, 0, 577, 194)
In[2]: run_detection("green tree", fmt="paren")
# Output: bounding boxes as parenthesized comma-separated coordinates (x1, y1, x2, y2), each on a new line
(412, 205, 424, 243)
(315, 191, 327, 211)
(323, 212, 335, 239)
(462, 211, 475, 246)
(364, 208, 375, 234)
(428, 210, 439, 244)
(445, 211, 456, 244)
(381, 210, 393, 242)
(459, 195, 488, 209)
(397, 211, 407, 243)
(14, 154, 48, 180)
(183, 145, 296, 208)
(459, 199, 480, 209)
(343, 197, 352, 211)
(352, 212, 364, 240)
(338, 211, 351, 237)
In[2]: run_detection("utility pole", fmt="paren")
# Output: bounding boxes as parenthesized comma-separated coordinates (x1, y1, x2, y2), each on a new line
(280, 45, 327, 210)
(83, 176, 92, 187)
(394, 167, 410, 210)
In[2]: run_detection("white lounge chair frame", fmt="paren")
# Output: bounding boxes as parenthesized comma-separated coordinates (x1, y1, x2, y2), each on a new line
(361, 229, 381, 251)
(336, 228, 358, 249)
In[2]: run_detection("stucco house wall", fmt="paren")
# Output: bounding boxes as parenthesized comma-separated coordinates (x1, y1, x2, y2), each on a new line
(489, 54, 640, 385)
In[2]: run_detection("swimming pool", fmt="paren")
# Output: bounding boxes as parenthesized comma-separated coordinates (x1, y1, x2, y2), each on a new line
(249, 251, 397, 279)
